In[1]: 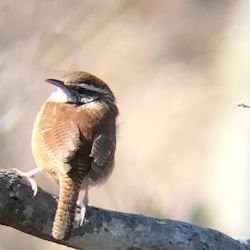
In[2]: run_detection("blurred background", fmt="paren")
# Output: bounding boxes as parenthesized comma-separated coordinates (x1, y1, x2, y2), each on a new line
(1, 0, 250, 249)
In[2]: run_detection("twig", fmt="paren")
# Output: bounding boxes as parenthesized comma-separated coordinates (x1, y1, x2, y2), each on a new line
(0, 169, 249, 250)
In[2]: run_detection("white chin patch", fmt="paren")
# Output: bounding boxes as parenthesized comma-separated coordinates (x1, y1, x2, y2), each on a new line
(49, 87, 68, 103)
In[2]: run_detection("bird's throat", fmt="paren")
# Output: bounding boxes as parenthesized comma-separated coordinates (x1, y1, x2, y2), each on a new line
(49, 87, 69, 103)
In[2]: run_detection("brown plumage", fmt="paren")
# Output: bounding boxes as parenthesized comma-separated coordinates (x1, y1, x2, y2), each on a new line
(31, 71, 118, 239)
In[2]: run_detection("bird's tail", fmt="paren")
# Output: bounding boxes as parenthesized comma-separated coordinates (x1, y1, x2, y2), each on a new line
(52, 170, 84, 240)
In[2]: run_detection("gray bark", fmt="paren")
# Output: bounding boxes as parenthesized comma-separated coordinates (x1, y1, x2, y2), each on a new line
(0, 169, 249, 250)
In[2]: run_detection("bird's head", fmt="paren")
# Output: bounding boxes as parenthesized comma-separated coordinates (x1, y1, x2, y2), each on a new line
(47, 71, 117, 113)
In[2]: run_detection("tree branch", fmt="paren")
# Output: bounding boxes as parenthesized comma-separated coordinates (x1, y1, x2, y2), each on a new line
(0, 169, 249, 250)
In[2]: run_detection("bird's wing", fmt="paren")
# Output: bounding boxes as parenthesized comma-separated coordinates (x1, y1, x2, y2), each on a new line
(41, 121, 81, 175)
(89, 134, 116, 181)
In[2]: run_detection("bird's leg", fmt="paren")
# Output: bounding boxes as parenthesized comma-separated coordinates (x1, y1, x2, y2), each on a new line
(75, 189, 89, 227)
(80, 189, 89, 225)
(15, 168, 40, 196)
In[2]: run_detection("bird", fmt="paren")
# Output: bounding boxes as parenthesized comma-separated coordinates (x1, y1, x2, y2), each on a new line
(20, 71, 118, 240)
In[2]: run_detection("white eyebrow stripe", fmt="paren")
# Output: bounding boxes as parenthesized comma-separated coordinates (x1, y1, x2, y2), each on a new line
(79, 83, 107, 93)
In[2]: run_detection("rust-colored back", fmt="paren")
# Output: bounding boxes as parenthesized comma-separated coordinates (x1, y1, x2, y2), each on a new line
(32, 100, 117, 239)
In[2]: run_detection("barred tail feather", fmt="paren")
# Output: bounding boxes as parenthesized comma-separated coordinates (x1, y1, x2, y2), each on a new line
(52, 171, 84, 240)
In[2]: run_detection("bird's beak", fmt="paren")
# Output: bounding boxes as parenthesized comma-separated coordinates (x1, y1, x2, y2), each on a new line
(46, 78, 75, 103)
(46, 78, 64, 87)
(45, 78, 71, 93)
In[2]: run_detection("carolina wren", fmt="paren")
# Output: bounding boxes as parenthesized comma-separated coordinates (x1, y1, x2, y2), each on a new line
(30, 71, 118, 240)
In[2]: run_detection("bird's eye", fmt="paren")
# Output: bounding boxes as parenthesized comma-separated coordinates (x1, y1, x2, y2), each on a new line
(77, 87, 96, 96)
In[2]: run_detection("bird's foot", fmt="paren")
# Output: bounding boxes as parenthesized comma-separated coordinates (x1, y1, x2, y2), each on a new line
(75, 189, 89, 227)
(14, 168, 40, 197)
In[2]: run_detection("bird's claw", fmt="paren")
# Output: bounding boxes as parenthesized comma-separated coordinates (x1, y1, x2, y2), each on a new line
(75, 190, 89, 227)
(15, 168, 39, 197)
